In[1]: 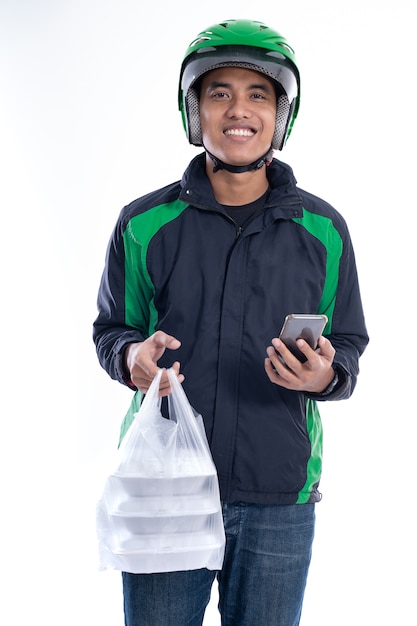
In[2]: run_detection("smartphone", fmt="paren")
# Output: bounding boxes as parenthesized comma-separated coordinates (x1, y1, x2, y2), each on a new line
(278, 314, 328, 363)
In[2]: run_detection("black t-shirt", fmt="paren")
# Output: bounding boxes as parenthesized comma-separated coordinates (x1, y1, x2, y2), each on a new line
(222, 188, 270, 228)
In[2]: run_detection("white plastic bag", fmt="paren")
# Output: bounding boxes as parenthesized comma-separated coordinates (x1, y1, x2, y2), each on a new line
(96, 368, 225, 574)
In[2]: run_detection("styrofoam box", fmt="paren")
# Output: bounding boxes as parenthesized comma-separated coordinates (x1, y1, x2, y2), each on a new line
(116, 529, 223, 553)
(110, 474, 217, 497)
(110, 510, 220, 536)
(106, 474, 220, 515)
(100, 542, 225, 574)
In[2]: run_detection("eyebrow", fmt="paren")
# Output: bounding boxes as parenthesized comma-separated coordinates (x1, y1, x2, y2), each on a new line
(205, 80, 273, 93)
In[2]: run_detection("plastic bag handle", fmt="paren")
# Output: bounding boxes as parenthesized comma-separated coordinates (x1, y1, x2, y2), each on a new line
(136, 367, 164, 417)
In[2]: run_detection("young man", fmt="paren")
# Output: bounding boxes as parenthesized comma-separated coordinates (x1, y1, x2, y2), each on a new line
(93, 19, 369, 626)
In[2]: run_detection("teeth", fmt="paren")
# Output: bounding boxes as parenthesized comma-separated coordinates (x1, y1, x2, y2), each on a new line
(225, 129, 254, 136)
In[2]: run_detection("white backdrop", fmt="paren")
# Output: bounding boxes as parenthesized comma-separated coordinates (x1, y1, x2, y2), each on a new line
(1, 1, 415, 624)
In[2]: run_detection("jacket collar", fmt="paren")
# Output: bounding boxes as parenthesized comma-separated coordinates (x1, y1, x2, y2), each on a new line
(179, 153, 303, 219)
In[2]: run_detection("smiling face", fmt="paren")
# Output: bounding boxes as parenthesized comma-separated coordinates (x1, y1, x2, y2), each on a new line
(199, 66, 277, 168)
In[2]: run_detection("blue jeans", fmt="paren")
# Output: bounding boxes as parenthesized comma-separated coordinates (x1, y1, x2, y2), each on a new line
(122, 502, 315, 626)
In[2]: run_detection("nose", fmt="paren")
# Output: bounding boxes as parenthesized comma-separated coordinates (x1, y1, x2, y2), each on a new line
(226, 94, 250, 118)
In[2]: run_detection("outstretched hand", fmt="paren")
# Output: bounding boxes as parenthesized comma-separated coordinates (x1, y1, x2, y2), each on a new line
(124, 330, 184, 396)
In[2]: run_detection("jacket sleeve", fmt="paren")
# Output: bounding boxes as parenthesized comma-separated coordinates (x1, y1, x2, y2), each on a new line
(92, 213, 147, 387)
(307, 217, 369, 402)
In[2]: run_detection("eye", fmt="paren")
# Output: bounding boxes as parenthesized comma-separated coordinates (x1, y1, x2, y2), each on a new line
(211, 91, 229, 99)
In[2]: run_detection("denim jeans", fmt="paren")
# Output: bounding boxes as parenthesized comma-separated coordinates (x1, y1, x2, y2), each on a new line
(122, 502, 315, 626)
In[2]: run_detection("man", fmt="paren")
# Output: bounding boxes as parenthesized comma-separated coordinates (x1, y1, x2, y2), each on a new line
(93, 19, 369, 626)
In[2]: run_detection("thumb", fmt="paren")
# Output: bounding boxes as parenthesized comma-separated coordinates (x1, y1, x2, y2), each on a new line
(153, 330, 181, 350)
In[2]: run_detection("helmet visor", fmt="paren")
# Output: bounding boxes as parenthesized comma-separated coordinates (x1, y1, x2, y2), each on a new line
(180, 45, 299, 105)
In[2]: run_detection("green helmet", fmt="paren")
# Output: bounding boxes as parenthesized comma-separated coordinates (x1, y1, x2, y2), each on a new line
(178, 19, 301, 151)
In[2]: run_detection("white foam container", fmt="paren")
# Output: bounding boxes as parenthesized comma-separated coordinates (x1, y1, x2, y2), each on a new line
(106, 474, 220, 514)
(97, 472, 225, 573)
(110, 473, 216, 497)
(99, 541, 225, 574)
(110, 509, 222, 539)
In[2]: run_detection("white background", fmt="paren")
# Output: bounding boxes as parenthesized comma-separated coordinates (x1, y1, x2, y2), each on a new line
(1, 1, 415, 624)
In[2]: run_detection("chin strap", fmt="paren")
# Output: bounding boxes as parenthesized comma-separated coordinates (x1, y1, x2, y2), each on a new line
(205, 147, 274, 173)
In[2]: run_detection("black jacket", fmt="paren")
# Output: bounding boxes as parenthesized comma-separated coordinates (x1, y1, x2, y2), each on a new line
(93, 153, 369, 504)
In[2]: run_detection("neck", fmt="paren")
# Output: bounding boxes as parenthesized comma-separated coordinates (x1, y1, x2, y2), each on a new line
(205, 154, 270, 206)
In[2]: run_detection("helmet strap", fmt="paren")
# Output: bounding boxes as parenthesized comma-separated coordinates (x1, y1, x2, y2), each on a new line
(205, 147, 274, 174)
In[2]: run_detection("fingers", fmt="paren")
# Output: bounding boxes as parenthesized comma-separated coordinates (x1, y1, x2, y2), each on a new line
(265, 344, 300, 387)
(271, 336, 334, 368)
(269, 338, 305, 371)
(135, 363, 185, 396)
(265, 335, 336, 392)
(170, 361, 185, 382)
(157, 362, 185, 397)
(316, 335, 336, 360)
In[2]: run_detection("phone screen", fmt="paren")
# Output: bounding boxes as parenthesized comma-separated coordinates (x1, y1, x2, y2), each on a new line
(279, 314, 327, 363)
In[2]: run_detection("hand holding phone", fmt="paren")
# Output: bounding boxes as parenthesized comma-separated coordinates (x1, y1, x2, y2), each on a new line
(278, 314, 328, 363)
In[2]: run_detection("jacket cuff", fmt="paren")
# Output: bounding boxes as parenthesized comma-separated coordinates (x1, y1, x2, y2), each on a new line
(113, 339, 141, 389)
(306, 365, 350, 401)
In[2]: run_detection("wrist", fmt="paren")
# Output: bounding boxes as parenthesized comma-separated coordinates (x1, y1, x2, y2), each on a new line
(318, 368, 339, 396)
(123, 342, 141, 388)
